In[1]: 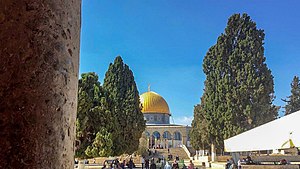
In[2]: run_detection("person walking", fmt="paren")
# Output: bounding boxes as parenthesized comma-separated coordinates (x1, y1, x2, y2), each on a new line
(164, 162, 171, 169)
(150, 159, 156, 169)
(120, 160, 126, 169)
(129, 159, 134, 169)
(188, 160, 194, 169)
(172, 160, 179, 169)
(145, 159, 150, 169)
(141, 156, 145, 169)
(101, 164, 107, 169)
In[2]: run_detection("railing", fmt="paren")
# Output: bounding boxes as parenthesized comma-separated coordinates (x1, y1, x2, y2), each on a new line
(181, 144, 191, 159)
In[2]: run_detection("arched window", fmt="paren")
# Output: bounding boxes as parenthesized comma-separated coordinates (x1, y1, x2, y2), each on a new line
(173, 131, 181, 140)
(152, 131, 160, 139)
(144, 131, 150, 138)
(163, 131, 172, 140)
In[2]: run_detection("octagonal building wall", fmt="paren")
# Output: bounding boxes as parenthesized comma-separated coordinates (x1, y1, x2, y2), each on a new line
(144, 113, 170, 124)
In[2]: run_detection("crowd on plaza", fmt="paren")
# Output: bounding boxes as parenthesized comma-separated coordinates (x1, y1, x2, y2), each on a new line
(92, 157, 197, 169)
(75, 148, 201, 169)
(143, 158, 196, 169)
(100, 158, 136, 169)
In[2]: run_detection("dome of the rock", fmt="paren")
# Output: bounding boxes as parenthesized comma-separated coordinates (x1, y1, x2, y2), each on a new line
(140, 91, 170, 115)
(139, 90, 191, 151)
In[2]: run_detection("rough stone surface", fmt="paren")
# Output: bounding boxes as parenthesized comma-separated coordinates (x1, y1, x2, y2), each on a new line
(0, 0, 81, 168)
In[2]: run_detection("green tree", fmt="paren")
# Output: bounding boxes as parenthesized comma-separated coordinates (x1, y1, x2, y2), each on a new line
(190, 104, 209, 150)
(85, 128, 113, 157)
(196, 13, 278, 152)
(75, 72, 117, 158)
(283, 76, 300, 115)
(103, 56, 146, 155)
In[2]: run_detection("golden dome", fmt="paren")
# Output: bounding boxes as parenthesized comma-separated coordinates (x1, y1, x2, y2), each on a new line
(140, 91, 170, 114)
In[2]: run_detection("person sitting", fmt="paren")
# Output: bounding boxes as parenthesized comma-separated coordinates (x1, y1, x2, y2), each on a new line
(225, 159, 230, 169)
(245, 156, 253, 164)
(280, 159, 287, 165)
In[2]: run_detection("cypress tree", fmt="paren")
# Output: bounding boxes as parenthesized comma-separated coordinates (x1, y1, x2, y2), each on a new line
(198, 13, 278, 152)
(190, 104, 209, 150)
(75, 72, 117, 157)
(190, 105, 202, 150)
(283, 76, 300, 115)
(103, 56, 146, 155)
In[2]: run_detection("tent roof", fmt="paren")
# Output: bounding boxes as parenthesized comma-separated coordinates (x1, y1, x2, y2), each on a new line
(224, 110, 300, 152)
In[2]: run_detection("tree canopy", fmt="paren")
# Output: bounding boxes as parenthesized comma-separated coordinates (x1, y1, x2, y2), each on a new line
(75, 72, 116, 158)
(283, 76, 300, 115)
(191, 13, 278, 151)
(75, 56, 145, 157)
(103, 56, 146, 155)
(190, 103, 209, 150)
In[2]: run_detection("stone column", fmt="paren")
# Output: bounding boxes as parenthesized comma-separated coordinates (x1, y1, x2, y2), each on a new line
(160, 132, 163, 148)
(182, 136, 187, 146)
(147, 138, 150, 149)
(0, 0, 81, 168)
(165, 139, 167, 149)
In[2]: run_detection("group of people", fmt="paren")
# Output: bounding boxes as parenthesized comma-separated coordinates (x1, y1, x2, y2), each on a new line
(143, 158, 164, 169)
(226, 156, 253, 169)
(102, 158, 135, 169)
(166, 153, 179, 161)
(225, 158, 240, 169)
(75, 154, 200, 169)
(171, 160, 196, 169)
(143, 158, 195, 169)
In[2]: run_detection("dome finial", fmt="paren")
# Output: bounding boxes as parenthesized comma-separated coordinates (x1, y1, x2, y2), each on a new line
(148, 84, 151, 92)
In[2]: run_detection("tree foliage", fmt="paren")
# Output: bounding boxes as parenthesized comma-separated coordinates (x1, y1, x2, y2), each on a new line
(85, 128, 113, 157)
(75, 72, 117, 158)
(190, 104, 209, 150)
(283, 76, 300, 115)
(103, 56, 146, 155)
(76, 56, 145, 157)
(191, 13, 278, 151)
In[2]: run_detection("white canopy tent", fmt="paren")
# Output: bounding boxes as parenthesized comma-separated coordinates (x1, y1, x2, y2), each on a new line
(224, 110, 300, 152)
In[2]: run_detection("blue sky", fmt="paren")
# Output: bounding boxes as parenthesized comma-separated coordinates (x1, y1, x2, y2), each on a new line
(80, 0, 300, 125)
